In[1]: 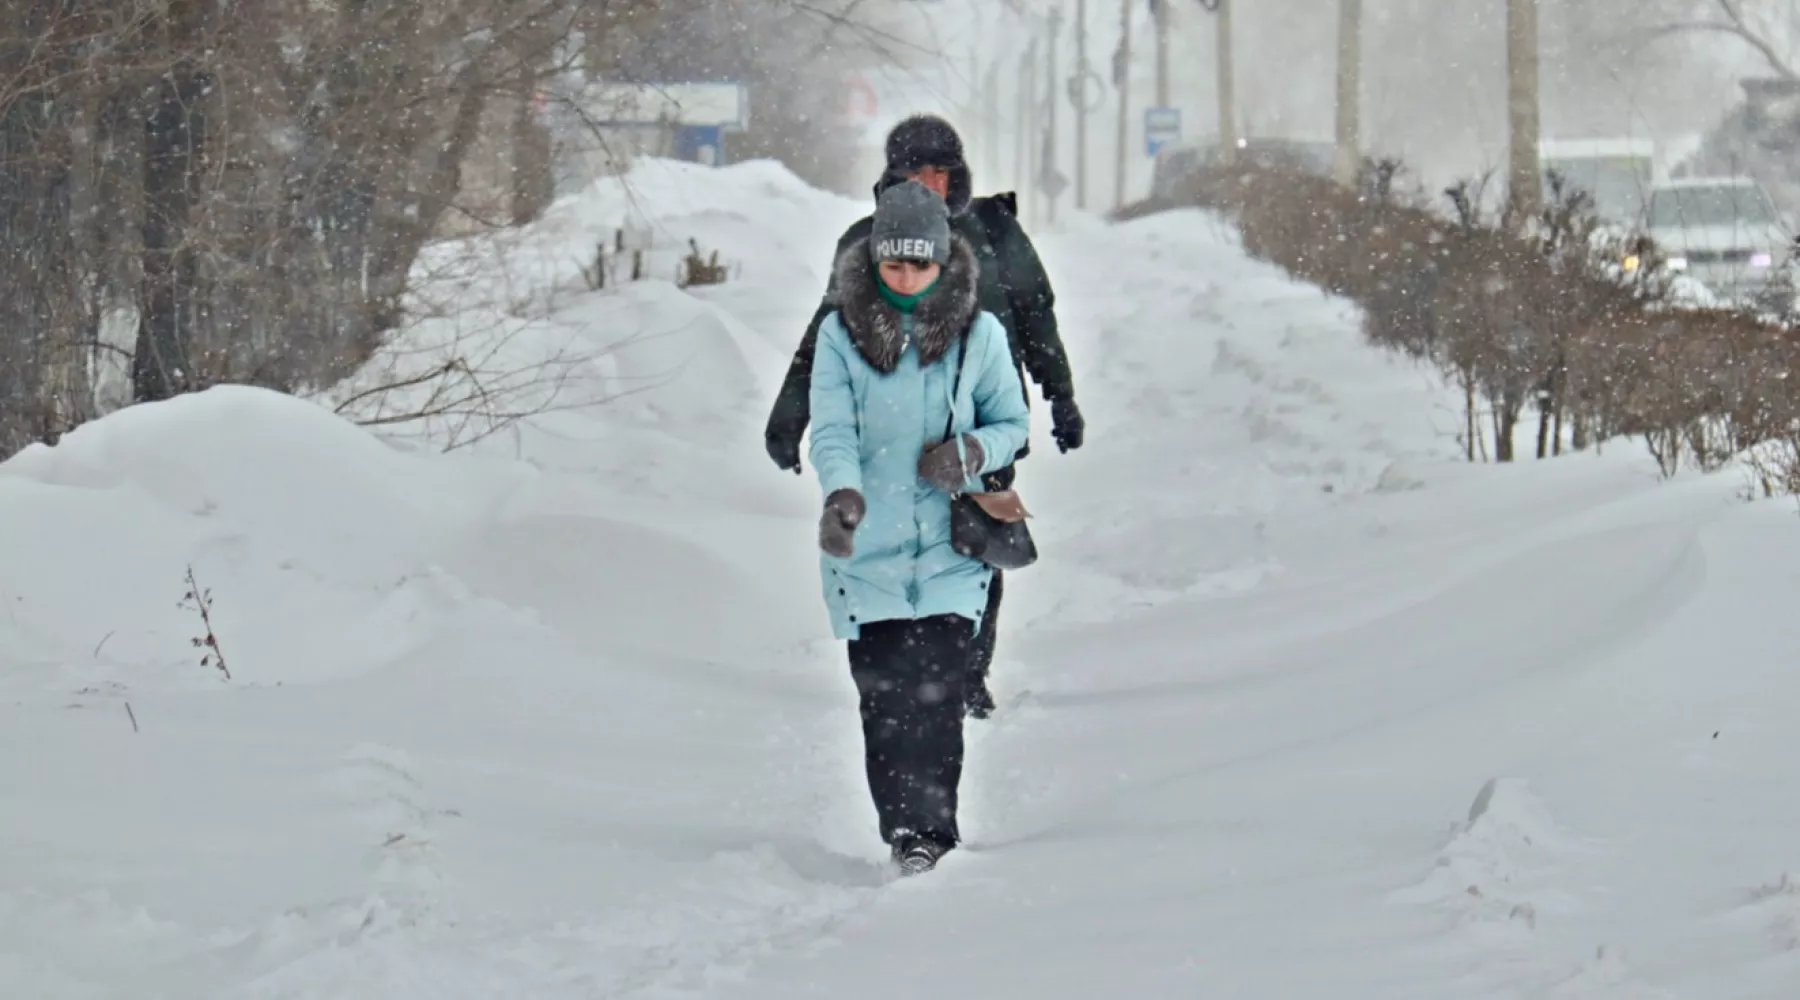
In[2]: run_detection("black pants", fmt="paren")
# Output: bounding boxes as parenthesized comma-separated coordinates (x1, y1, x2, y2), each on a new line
(968, 569, 1003, 690)
(847, 614, 973, 846)
(967, 461, 1016, 694)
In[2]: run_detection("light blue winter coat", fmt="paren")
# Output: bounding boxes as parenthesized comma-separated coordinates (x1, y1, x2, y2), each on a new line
(809, 234, 1031, 642)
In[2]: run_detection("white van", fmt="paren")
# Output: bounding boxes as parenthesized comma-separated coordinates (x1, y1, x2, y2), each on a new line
(1644, 176, 1794, 302)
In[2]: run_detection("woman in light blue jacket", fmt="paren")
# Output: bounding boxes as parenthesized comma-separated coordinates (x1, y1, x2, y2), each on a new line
(808, 180, 1030, 875)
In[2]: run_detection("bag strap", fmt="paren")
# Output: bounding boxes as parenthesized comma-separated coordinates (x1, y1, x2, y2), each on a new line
(941, 335, 967, 442)
(939, 335, 977, 497)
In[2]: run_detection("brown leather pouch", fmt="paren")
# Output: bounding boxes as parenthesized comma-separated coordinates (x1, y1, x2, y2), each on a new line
(967, 489, 1031, 524)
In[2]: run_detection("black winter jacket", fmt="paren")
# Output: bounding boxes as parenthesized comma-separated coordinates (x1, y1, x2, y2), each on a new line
(764, 192, 1076, 467)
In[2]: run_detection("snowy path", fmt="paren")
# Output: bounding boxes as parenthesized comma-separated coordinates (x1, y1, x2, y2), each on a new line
(5, 164, 1800, 998)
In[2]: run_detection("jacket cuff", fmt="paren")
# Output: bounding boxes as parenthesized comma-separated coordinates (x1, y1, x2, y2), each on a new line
(963, 427, 1014, 479)
(817, 462, 862, 500)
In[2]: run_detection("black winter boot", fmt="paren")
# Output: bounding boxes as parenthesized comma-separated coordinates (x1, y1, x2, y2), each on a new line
(893, 833, 953, 876)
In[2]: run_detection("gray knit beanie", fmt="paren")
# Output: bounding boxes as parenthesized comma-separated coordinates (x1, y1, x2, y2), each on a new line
(869, 180, 952, 265)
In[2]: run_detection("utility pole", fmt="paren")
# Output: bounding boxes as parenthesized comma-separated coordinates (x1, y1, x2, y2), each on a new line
(1334, 0, 1362, 187)
(1019, 38, 1037, 206)
(1074, 0, 1089, 211)
(1022, 40, 1036, 199)
(984, 58, 1001, 187)
(1114, 0, 1133, 209)
(966, 50, 981, 175)
(1154, 0, 1170, 108)
(1506, 0, 1542, 218)
(1046, 5, 1063, 225)
(1215, 0, 1237, 163)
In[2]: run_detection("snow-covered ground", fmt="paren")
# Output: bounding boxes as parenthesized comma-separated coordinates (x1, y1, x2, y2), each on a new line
(5, 159, 1800, 999)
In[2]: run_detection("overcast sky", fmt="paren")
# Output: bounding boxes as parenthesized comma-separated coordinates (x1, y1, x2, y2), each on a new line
(846, 0, 1778, 205)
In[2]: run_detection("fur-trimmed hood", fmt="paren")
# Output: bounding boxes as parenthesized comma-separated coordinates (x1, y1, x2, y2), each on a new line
(830, 233, 981, 374)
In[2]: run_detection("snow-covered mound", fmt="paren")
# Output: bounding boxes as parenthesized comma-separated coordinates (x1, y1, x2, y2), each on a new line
(0, 386, 536, 692)
(6, 157, 1800, 1000)
(0, 383, 853, 997)
(328, 158, 867, 517)
(503, 157, 868, 298)
(1005, 207, 1469, 627)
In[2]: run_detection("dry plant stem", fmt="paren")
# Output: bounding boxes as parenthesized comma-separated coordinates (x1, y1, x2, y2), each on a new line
(183, 564, 230, 680)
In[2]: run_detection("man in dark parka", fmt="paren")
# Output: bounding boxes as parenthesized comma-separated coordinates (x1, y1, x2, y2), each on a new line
(764, 114, 1085, 719)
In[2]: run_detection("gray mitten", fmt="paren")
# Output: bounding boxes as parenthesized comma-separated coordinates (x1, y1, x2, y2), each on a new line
(819, 489, 866, 557)
(918, 434, 984, 492)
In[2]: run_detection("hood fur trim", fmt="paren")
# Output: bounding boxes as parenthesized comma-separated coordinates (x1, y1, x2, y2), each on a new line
(831, 233, 980, 374)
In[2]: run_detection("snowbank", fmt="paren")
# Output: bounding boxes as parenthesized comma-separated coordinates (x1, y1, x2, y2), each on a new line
(4, 385, 521, 560)
(325, 157, 866, 517)
(1390, 778, 1590, 947)
(0, 386, 534, 691)
(405, 157, 863, 301)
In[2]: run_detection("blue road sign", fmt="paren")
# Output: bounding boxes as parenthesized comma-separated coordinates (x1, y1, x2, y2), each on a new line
(676, 125, 724, 165)
(1145, 107, 1181, 157)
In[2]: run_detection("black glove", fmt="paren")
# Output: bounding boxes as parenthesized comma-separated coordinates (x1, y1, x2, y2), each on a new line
(766, 432, 802, 474)
(819, 488, 865, 557)
(918, 434, 984, 492)
(1051, 397, 1085, 453)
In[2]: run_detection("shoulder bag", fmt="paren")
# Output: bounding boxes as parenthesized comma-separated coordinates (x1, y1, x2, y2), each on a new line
(942, 337, 1039, 571)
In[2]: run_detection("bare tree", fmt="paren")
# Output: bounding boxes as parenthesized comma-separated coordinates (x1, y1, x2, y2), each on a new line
(1334, 0, 1363, 187)
(132, 0, 211, 402)
(0, 0, 152, 451)
(1505, 0, 1542, 219)
(1639, 0, 1799, 79)
(0, 0, 918, 461)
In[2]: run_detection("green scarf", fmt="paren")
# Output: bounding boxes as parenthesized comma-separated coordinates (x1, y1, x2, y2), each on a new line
(875, 269, 940, 313)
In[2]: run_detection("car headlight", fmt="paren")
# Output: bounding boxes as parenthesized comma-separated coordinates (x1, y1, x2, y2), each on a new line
(1752, 252, 1774, 268)
(1667, 256, 1688, 271)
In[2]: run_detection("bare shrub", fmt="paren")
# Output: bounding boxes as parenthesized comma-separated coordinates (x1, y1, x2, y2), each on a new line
(1742, 437, 1800, 500)
(677, 239, 730, 288)
(1139, 152, 1800, 491)
(328, 313, 623, 453)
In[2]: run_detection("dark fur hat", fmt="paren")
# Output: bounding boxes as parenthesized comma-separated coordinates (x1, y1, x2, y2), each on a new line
(872, 114, 973, 216)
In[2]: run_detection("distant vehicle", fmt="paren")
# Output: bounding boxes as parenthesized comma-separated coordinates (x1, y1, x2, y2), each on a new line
(1643, 176, 1795, 302)
(1538, 137, 1658, 228)
(1149, 136, 1337, 202)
